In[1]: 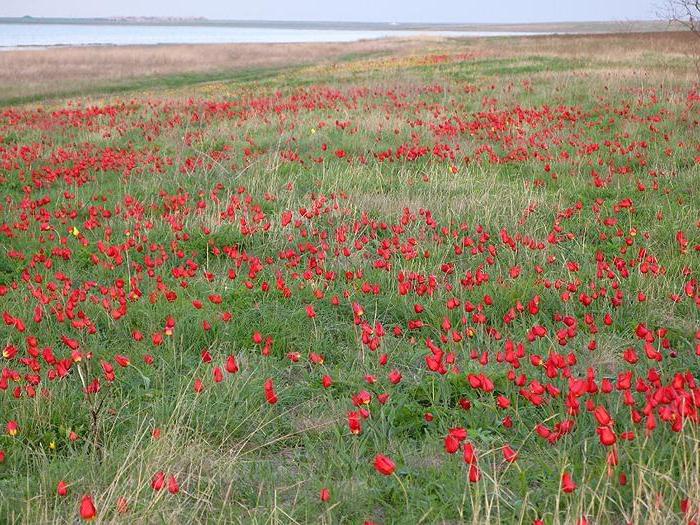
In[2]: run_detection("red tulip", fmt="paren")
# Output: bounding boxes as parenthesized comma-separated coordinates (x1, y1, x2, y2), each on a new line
(168, 475, 179, 494)
(114, 354, 130, 367)
(373, 454, 396, 476)
(597, 426, 616, 446)
(593, 405, 612, 426)
(6, 420, 18, 437)
(468, 463, 481, 483)
(388, 369, 402, 384)
(79, 495, 97, 521)
(57, 480, 69, 496)
(562, 471, 577, 493)
(264, 378, 278, 404)
(449, 427, 468, 441)
(225, 355, 239, 373)
(348, 411, 362, 435)
(281, 211, 293, 227)
(444, 434, 460, 454)
(152, 470, 166, 490)
(463, 441, 477, 464)
(496, 395, 511, 409)
(502, 445, 518, 463)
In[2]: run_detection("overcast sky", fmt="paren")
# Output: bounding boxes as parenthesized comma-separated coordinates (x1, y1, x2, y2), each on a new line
(1, 0, 660, 24)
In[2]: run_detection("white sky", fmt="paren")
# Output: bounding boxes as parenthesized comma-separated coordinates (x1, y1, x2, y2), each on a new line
(0, 0, 661, 24)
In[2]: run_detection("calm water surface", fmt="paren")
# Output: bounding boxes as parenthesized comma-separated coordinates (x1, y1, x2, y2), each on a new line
(0, 23, 541, 48)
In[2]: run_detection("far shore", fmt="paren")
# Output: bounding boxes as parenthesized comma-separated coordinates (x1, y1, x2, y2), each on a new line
(0, 16, 675, 34)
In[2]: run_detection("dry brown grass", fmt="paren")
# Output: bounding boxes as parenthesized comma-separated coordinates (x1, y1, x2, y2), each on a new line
(0, 38, 430, 102)
(462, 31, 700, 84)
(467, 30, 697, 58)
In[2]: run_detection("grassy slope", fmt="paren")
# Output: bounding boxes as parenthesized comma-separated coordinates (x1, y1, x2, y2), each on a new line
(0, 37, 698, 524)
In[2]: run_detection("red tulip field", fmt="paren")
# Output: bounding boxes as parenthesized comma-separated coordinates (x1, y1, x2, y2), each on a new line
(0, 33, 698, 524)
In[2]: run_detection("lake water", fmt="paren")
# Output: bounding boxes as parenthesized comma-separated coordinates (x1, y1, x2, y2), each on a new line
(0, 23, 540, 48)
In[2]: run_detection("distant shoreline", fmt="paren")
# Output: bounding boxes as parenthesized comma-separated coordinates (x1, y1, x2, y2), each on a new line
(0, 16, 673, 34)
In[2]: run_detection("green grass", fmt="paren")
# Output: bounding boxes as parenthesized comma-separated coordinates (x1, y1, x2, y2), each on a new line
(0, 65, 299, 107)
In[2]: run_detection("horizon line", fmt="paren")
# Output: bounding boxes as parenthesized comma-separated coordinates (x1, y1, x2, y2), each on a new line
(0, 15, 663, 25)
